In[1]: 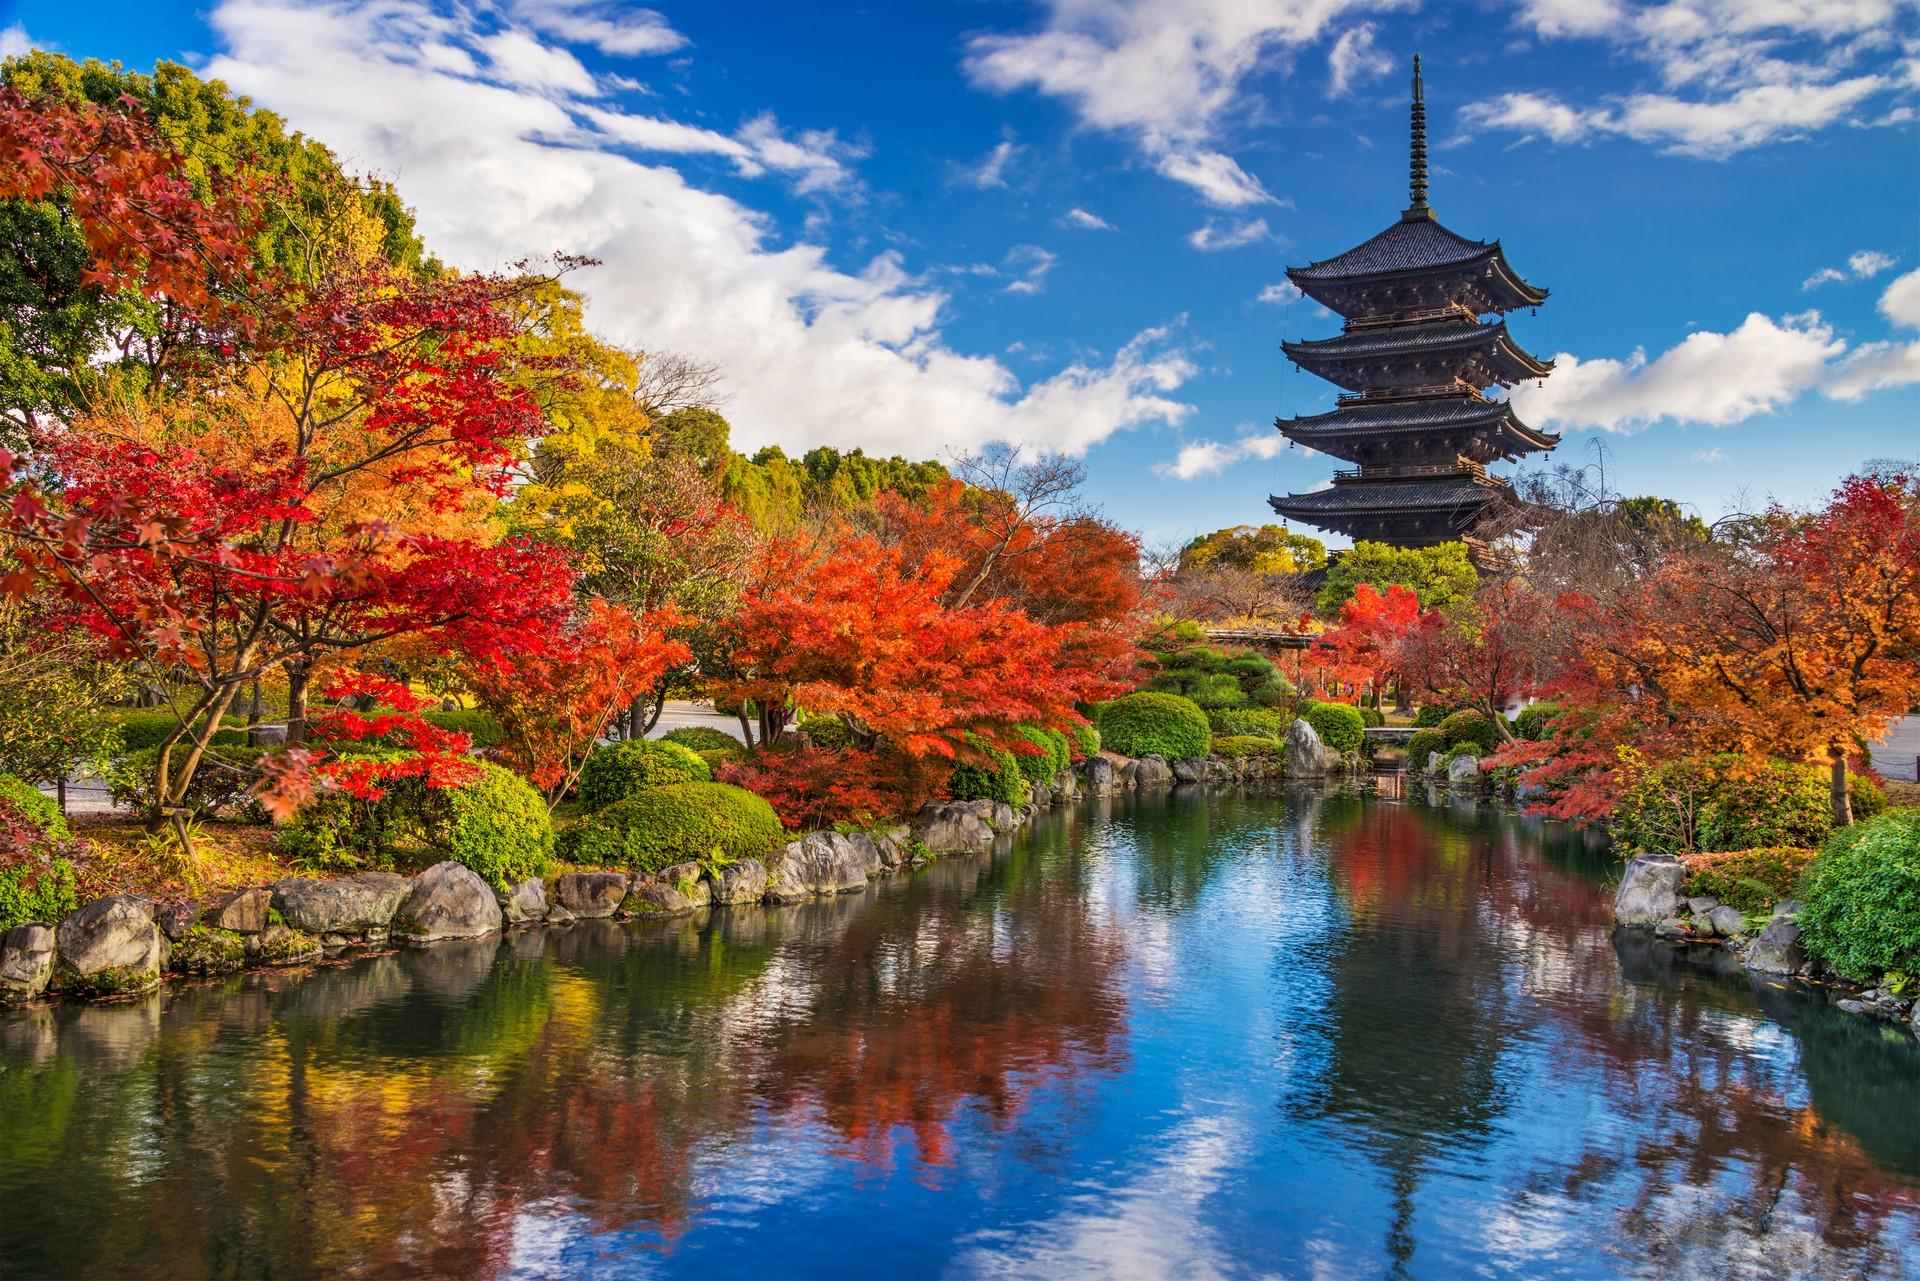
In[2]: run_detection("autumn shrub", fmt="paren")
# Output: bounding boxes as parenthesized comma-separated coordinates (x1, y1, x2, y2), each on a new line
(949, 741, 1027, 805)
(1797, 809, 1920, 982)
(1682, 847, 1818, 913)
(566, 782, 784, 874)
(1211, 735, 1282, 760)
(1069, 722, 1101, 760)
(577, 740, 711, 812)
(1405, 728, 1445, 771)
(662, 726, 743, 755)
(109, 745, 272, 819)
(1100, 692, 1210, 761)
(436, 762, 554, 890)
(1610, 756, 1832, 857)
(0, 776, 79, 930)
(1208, 707, 1288, 740)
(1302, 702, 1366, 755)
(1436, 710, 1500, 754)
(1011, 726, 1071, 786)
(718, 746, 927, 829)
(1513, 702, 1562, 742)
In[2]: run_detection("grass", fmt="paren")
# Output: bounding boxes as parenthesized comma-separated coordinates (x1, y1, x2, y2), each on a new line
(68, 814, 289, 902)
(1882, 781, 1920, 809)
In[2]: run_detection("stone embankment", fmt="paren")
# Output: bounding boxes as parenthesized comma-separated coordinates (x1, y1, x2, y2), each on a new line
(0, 719, 1348, 1008)
(1611, 853, 1919, 1037)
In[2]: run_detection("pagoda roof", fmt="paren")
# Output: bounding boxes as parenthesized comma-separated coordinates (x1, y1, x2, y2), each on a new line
(1282, 319, 1553, 391)
(1281, 396, 1558, 453)
(1285, 215, 1548, 315)
(1269, 474, 1505, 517)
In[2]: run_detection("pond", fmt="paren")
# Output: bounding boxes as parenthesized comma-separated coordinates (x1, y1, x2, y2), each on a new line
(2, 788, 1917, 1279)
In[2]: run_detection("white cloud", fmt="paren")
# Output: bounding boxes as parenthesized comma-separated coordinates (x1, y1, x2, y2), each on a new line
(1517, 0, 1628, 37)
(509, 0, 686, 57)
(1802, 266, 1847, 289)
(1880, 266, 1920, 327)
(1328, 22, 1392, 97)
(579, 106, 862, 192)
(1458, 91, 1605, 144)
(1690, 446, 1727, 462)
(957, 137, 1020, 188)
(1060, 206, 1115, 230)
(1187, 217, 1270, 251)
(1848, 248, 1897, 278)
(478, 29, 599, 96)
(1256, 281, 1303, 305)
(0, 24, 29, 59)
(1001, 244, 1057, 295)
(1154, 428, 1284, 479)
(203, 0, 1197, 461)
(961, 0, 1394, 204)
(1510, 308, 1920, 431)
(734, 113, 865, 194)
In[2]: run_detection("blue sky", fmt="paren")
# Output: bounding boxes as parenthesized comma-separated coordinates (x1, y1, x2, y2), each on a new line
(4, 0, 1916, 548)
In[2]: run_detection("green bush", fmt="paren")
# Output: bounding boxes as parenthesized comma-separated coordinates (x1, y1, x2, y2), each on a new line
(696, 746, 744, 771)
(800, 714, 853, 749)
(950, 741, 1027, 805)
(577, 740, 711, 811)
(1412, 705, 1454, 728)
(105, 710, 249, 753)
(662, 726, 743, 754)
(1436, 710, 1500, 753)
(1610, 756, 1832, 857)
(1443, 742, 1481, 764)
(108, 745, 272, 819)
(1100, 692, 1210, 761)
(1208, 707, 1288, 740)
(565, 781, 784, 874)
(1797, 810, 1920, 982)
(1405, 728, 1445, 771)
(1851, 775, 1886, 821)
(1302, 702, 1366, 755)
(1070, 722, 1100, 760)
(439, 762, 554, 891)
(1211, 735, 1282, 760)
(1011, 726, 1071, 785)
(420, 708, 505, 749)
(1357, 706, 1385, 728)
(1682, 847, 1819, 913)
(0, 775, 78, 930)
(1512, 702, 1562, 742)
(1139, 645, 1291, 711)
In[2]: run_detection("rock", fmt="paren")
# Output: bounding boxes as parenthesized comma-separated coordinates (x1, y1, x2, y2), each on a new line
(248, 724, 288, 748)
(708, 858, 769, 906)
(169, 926, 246, 974)
(1170, 757, 1207, 784)
(1687, 896, 1721, 916)
(1613, 855, 1688, 927)
(546, 903, 576, 925)
(1836, 998, 1872, 1016)
(1446, 754, 1482, 784)
(990, 802, 1018, 831)
(872, 826, 911, 870)
(915, 802, 994, 855)
(766, 832, 869, 903)
(272, 873, 413, 935)
(1745, 916, 1807, 975)
(500, 878, 548, 924)
(155, 900, 200, 941)
(0, 924, 55, 1003)
(1771, 898, 1802, 920)
(203, 886, 272, 934)
(55, 896, 165, 998)
(395, 862, 504, 943)
(1052, 769, 1078, 799)
(1085, 756, 1117, 796)
(245, 924, 321, 968)
(1654, 917, 1689, 938)
(844, 833, 886, 877)
(1426, 750, 1446, 776)
(553, 872, 629, 918)
(1135, 756, 1176, 787)
(1708, 905, 1746, 938)
(1031, 783, 1052, 808)
(625, 864, 709, 916)
(1286, 719, 1331, 777)
(1911, 1002, 1920, 1039)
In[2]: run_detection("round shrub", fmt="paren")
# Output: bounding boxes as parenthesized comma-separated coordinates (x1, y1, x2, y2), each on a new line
(1437, 710, 1500, 754)
(1850, 775, 1886, 821)
(696, 746, 744, 771)
(1211, 735, 1282, 760)
(950, 741, 1026, 805)
(1010, 726, 1071, 785)
(1208, 707, 1288, 740)
(1682, 847, 1818, 913)
(800, 714, 853, 749)
(1797, 810, 1920, 982)
(567, 782, 784, 874)
(1512, 702, 1562, 742)
(1357, 706, 1385, 728)
(420, 708, 505, 749)
(1070, 722, 1100, 760)
(1610, 756, 1833, 857)
(0, 775, 78, 931)
(1302, 702, 1366, 755)
(1405, 728, 1445, 771)
(441, 762, 554, 891)
(1412, 705, 1454, 729)
(1100, 692, 1210, 761)
(661, 726, 742, 754)
(578, 740, 711, 811)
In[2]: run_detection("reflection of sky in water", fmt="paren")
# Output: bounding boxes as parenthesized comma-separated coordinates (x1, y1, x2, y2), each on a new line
(2, 790, 1917, 1280)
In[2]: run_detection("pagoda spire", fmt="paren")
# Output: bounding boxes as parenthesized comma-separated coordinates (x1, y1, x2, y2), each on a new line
(1404, 54, 1431, 221)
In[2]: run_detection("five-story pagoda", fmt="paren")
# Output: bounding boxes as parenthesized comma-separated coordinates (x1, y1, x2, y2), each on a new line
(1270, 56, 1556, 555)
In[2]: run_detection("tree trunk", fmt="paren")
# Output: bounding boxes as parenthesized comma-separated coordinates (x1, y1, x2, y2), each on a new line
(285, 661, 310, 745)
(247, 676, 263, 727)
(736, 708, 755, 748)
(1830, 752, 1853, 829)
(643, 692, 666, 735)
(627, 694, 647, 740)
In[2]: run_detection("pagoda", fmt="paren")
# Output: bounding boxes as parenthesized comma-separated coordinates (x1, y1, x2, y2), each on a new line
(1270, 55, 1556, 555)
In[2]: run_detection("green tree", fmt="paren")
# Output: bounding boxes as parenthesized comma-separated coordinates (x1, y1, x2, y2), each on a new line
(0, 599, 127, 786)
(1316, 541, 1479, 617)
(1181, 524, 1327, 574)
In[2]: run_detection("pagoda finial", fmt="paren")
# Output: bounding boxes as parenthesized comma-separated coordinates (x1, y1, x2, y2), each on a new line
(1404, 53, 1431, 221)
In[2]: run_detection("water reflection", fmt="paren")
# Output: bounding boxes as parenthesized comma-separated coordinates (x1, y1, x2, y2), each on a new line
(0, 791, 1915, 1280)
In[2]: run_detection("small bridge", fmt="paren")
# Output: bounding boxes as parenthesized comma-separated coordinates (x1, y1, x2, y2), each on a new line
(1202, 627, 1314, 650)
(1363, 725, 1416, 743)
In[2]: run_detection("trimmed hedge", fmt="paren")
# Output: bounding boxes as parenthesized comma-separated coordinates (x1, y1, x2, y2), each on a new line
(1436, 710, 1500, 754)
(108, 745, 272, 819)
(1682, 847, 1818, 914)
(1207, 707, 1288, 740)
(566, 781, 784, 874)
(800, 714, 853, 749)
(1211, 735, 1283, 760)
(1100, 692, 1211, 761)
(440, 762, 554, 891)
(1069, 722, 1100, 761)
(1302, 702, 1366, 755)
(1011, 726, 1071, 786)
(420, 708, 505, 749)
(1405, 728, 1444, 771)
(1412, 705, 1454, 728)
(0, 775, 78, 931)
(1797, 809, 1920, 982)
(661, 726, 742, 754)
(578, 740, 711, 812)
(1611, 756, 1832, 857)
(950, 741, 1026, 805)
(1357, 706, 1385, 728)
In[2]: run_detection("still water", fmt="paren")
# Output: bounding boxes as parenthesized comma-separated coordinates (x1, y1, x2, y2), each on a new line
(2, 788, 1917, 1280)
